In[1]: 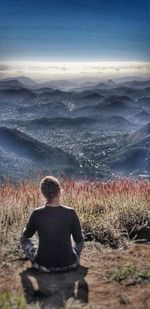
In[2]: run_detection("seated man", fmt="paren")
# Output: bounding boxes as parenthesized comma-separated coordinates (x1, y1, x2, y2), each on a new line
(20, 176, 84, 272)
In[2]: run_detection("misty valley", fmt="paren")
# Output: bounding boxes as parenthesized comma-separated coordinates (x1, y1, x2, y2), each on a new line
(0, 76, 150, 182)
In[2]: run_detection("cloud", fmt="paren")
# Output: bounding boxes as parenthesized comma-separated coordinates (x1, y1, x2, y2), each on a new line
(0, 64, 9, 71)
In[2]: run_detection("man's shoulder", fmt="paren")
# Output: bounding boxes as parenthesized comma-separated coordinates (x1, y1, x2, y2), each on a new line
(32, 206, 45, 214)
(32, 205, 76, 214)
(61, 205, 75, 212)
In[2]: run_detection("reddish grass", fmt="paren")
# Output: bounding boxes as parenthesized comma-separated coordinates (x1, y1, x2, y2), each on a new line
(0, 178, 150, 252)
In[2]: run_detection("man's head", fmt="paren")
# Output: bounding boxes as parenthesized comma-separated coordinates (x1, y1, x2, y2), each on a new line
(40, 176, 61, 201)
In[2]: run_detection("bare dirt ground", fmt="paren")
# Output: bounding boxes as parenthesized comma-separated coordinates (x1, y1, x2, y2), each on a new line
(1, 242, 150, 309)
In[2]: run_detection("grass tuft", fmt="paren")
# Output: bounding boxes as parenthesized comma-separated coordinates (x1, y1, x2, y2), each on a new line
(113, 263, 136, 282)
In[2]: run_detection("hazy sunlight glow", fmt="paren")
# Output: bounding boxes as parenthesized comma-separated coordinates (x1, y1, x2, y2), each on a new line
(0, 61, 150, 81)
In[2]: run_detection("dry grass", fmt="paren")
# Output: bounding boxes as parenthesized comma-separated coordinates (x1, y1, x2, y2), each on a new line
(0, 177, 150, 261)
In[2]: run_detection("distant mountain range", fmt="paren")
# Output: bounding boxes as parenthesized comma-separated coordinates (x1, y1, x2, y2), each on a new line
(1, 75, 150, 90)
(0, 76, 149, 181)
(110, 123, 150, 174)
(1, 76, 37, 87)
(0, 126, 82, 181)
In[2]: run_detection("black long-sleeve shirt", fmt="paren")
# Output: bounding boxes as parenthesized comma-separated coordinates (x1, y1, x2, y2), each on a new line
(21, 205, 84, 268)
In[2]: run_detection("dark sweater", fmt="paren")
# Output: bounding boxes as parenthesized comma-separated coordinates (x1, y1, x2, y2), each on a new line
(23, 205, 84, 268)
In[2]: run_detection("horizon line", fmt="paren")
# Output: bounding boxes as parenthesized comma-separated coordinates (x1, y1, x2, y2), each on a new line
(0, 60, 149, 81)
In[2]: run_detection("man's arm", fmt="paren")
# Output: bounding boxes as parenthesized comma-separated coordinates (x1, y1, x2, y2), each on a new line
(71, 209, 84, 257)
(22, 210, 37, 238)
(20, 211, 37, 261)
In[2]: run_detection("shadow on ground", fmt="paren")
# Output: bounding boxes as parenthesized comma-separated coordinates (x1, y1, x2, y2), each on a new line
(20, 265, 88, 308)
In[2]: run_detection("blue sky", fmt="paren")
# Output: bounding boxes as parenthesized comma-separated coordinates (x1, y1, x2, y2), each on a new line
(0, 0, 150, 62)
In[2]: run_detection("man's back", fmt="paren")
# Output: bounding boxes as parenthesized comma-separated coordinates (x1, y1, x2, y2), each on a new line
(23, 205, 83, 268)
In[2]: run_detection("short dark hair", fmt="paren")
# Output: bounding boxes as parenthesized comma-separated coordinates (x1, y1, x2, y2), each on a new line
(40, 176, 61, 201)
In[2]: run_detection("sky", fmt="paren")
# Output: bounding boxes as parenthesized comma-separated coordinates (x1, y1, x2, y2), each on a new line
(0, 0, 150, 79)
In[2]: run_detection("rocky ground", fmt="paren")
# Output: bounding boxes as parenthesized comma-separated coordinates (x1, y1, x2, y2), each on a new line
(1, 242, 150, 309)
